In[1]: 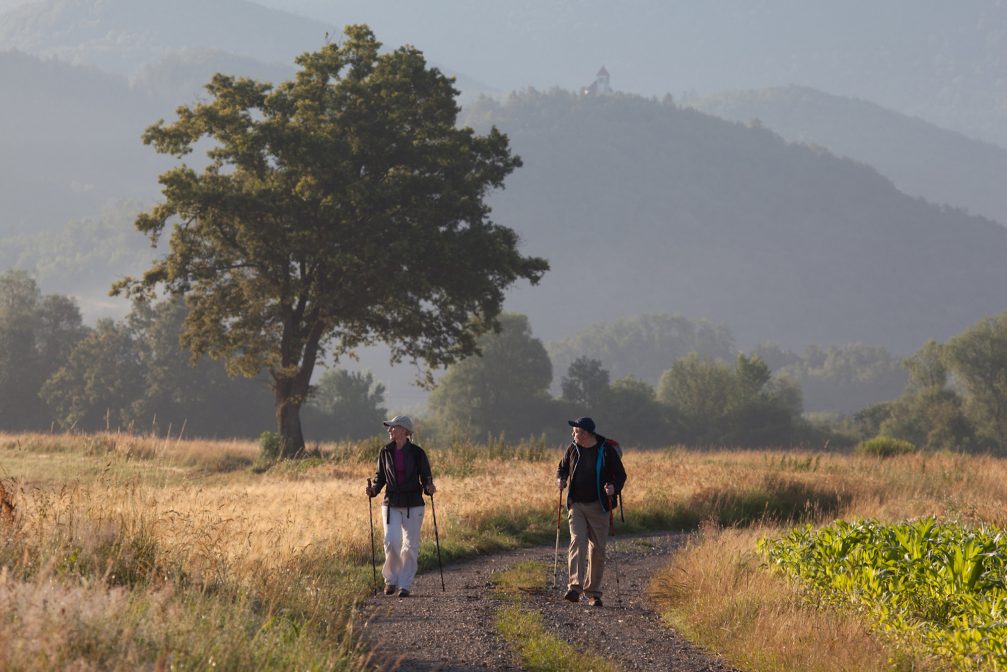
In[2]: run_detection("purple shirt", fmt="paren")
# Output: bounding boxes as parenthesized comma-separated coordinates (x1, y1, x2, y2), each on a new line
(393, 445, 407, 485)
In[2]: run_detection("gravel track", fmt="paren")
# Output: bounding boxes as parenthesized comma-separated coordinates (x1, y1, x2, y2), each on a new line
(356, 531, 740, 671)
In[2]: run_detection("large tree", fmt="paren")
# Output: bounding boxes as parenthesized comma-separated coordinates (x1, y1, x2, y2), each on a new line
(429, 313, 554, 441)
(41, 319, 146, 432)
(560, 355, 610, 411)
(114, 26, 547, 456)
(0, 271, 87, 430)
(657, 353, 801, 446)
(944, 313, 1007, 451)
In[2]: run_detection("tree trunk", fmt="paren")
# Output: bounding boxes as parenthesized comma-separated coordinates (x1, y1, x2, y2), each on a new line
(275, 379, 307, 458)
(274, 316, 325, 459)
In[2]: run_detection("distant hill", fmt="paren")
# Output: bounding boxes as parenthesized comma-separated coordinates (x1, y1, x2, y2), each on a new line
(5, 45, 1007, 364)
(0, 50, 165, 234)
(8, 1, 1007, 145)
(463, 91, 1007, 353)
(686, 85, 1007, 226)
(0, 0, 496, 102)
(257, 0, 1007, 148)
(0, 201, 158, 319)
(131, 48, 497, 108)
(0, 0, 332, 75)
(132, 49, 297, 107)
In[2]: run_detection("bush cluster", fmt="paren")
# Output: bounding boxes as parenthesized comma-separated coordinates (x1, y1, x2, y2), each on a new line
(854, 435, 917, 458)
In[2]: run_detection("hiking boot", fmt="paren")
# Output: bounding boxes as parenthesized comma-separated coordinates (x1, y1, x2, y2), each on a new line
(587, 596, 603, 607)
(397, 588, 411, 598)
(383, 584, 397, 596)
(563, 588, 580, 603)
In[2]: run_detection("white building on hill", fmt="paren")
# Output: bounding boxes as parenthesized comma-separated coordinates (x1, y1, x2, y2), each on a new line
(581, 66, 612, 96)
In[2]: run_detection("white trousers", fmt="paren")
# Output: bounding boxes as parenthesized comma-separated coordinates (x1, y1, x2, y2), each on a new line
(381, 505, 425, 590)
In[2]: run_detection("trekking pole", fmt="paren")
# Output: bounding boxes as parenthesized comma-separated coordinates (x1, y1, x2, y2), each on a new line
(607, 493, 622, 606)
(366, 479, 378, 594)
(429, 491, 446, 592)
(553, 483, 564, 589)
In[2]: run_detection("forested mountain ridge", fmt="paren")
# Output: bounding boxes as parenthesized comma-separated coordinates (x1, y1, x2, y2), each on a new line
(7, 1, 1006, 145)
(255, 0, 1007, 148)
(0, 0, 332, 76)
(465, 91, 1007, 352)
(0, 0, 495, 100)
(0, 50, 165, 234)
(4, 43, 1007, 363)
(686, 85, 1007, 226)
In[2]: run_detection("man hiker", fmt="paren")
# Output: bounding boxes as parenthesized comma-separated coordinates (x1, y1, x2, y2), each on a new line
(555, 416, 627, 607)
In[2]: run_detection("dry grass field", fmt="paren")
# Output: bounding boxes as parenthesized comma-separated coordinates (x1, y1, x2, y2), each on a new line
(650, 450, 1007, 672)
(1, 432, 1001, 670)
(0, 431, 566, 670)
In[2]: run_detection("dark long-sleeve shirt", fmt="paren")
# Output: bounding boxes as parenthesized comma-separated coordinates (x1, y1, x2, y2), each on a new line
(556, 437, 627, 513)
(371, 440, 433, 508)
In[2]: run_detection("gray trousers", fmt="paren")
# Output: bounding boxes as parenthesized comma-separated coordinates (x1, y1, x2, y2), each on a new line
(567, 500, 610, 598)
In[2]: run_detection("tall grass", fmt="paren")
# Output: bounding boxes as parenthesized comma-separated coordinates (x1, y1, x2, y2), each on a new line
(0, 471, 367, 670)
(649, 449, 1007, 672)
(649, 525, 935, 672)
(0, 430, 574, 669)
(6, 432, 1006, 669)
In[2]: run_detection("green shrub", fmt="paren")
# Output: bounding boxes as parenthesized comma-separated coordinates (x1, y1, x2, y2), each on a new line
(761, 518, 1007, 670)
(258, 431, 282, 461)
(855, 435, 917, 458)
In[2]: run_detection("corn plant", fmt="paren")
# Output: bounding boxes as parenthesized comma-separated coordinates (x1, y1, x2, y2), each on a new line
(760, 518, 1007, 670)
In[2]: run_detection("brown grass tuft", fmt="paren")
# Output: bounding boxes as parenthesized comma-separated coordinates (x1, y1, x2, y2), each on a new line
(650, 526, 939, 672)
(0, 478, 15, 530)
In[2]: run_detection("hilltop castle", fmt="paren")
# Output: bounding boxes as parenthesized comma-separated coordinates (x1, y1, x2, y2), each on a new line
(581, 66, 612, 96)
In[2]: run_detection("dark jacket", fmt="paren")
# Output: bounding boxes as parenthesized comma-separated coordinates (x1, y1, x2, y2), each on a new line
(556, 436, 627, 513)
(371, 440, 434, 509)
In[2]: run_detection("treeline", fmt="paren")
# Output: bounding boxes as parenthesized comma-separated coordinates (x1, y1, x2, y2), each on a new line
(548, 315, 907, 414)
(4, 271, 797, 445)
(0, 271, 385, 440)
(431, 313, 1007, 452)
(0, 202, 156, 299)
(430, 313, 805, 447)
(850, 320, 1007, 453)
(4, 268, 1005, 451)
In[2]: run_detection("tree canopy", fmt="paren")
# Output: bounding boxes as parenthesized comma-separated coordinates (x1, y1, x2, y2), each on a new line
(657, 353, 802, 447)
(944, 314, 1007, 450)
(429, 313, 554, 440)
(0, 271, 87, 430)
(114, 26, 547, 455)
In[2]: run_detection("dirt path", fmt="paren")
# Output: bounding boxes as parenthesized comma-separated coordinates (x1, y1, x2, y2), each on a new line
(356, 532, 740, 671)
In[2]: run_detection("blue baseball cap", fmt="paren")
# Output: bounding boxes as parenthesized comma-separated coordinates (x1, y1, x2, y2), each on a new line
(567, 416, 597, 434)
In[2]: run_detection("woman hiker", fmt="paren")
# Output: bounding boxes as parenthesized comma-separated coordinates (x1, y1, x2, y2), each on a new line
(365, 415, 436, 597)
